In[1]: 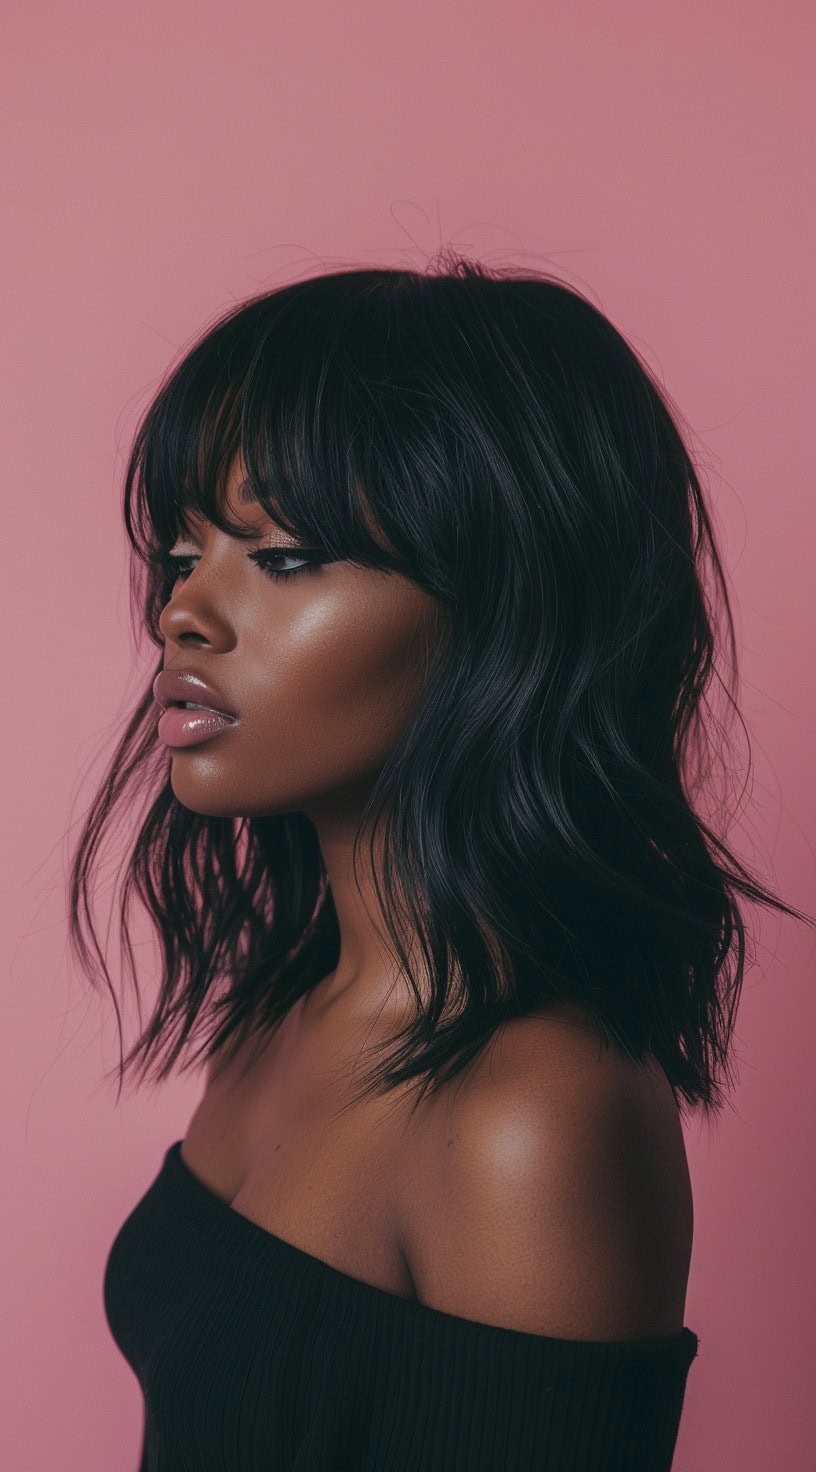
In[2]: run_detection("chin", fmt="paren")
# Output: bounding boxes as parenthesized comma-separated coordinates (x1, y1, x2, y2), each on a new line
(167, 767, 244, 820)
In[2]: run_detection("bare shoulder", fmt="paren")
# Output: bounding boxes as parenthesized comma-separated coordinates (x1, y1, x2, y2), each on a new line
(398, 1005, 694, 1340)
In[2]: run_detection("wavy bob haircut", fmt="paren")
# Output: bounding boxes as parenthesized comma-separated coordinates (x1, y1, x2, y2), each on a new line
(68, 251, 815, 1123)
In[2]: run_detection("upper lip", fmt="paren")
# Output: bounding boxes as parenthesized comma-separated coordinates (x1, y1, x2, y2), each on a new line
(153, 669, 239, 718)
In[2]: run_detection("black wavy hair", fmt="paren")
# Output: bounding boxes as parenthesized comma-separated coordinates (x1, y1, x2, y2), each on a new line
(67, 250, 815, 1124)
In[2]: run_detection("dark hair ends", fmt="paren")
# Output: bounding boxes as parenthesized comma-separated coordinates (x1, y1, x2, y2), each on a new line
(68, 251, 816, 1126)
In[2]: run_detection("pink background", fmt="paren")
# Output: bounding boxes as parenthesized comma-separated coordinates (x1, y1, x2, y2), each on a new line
(2, 3, 814, 1468)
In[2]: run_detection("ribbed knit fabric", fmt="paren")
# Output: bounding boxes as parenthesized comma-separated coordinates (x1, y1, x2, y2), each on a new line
(103, 1139, 699, 1471)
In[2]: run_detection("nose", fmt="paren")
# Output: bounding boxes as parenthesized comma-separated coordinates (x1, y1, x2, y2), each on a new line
(157, 563, 235, 652)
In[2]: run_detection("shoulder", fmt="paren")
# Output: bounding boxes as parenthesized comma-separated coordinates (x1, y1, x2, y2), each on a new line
(398, 1006, 694, 1340)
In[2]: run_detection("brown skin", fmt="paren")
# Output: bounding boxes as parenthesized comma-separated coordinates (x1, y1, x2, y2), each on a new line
(159, 453, 446, 1043)
(166, 454, 693, 1333)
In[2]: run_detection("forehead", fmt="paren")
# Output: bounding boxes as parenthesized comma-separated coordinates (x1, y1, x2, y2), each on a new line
(180, 470, 265, 528)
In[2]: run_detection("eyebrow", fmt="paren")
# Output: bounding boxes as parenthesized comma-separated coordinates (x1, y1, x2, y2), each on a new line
(179, 478, 271, 531)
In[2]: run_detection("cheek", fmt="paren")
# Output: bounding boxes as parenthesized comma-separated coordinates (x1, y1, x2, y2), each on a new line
(282, 611, 429, 758)
(250, 586, 440, 784)
(164, 576, 447, 821)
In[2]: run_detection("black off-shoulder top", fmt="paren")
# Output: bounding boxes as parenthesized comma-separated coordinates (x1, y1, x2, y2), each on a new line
(103, 1139, 699, 1470)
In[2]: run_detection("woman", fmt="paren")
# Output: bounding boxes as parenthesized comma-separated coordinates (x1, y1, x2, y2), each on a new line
(72, 254, 811, 1469)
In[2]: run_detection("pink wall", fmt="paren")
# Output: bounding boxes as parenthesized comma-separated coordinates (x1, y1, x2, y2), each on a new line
(2, 3, 814, 1467)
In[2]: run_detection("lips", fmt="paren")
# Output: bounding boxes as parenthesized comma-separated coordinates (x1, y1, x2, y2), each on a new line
(153, 669, 239, 719)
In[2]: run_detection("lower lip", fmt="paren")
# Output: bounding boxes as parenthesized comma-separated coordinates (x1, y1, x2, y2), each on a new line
(157, 705, 239, 748)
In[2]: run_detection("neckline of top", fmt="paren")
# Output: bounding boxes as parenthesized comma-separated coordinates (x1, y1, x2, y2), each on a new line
(160, 1139, 699, 1360)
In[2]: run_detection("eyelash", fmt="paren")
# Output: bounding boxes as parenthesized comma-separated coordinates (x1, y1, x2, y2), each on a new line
(158, 548, 325, 584)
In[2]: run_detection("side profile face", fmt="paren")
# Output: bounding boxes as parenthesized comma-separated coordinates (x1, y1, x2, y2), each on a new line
(157, 455, 447, 823)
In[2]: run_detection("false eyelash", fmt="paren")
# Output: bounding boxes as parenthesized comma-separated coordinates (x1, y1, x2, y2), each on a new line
(248, 548, 325, 581)
(153, 548, 326, 583)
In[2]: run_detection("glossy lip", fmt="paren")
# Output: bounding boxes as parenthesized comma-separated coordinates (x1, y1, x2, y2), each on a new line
(153, 668, 239, 719)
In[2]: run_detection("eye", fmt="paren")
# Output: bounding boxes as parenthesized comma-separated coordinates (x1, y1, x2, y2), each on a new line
(247, 548, 325, 582)
(154, 547, 326, 584)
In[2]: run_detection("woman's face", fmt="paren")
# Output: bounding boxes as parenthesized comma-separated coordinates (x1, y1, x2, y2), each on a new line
(156, 457, 446, 820)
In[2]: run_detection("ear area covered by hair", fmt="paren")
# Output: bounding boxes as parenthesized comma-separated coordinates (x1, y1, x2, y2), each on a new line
(72, 257, 816, 1119)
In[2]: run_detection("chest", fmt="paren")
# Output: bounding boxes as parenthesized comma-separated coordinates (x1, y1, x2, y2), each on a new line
(179, 1002, 439, 1300)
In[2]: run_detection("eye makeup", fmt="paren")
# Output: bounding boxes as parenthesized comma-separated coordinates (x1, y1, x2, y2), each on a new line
(153, 537, 327, 584)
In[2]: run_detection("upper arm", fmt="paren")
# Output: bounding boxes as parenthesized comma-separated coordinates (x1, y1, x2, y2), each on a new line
(401, 1019, 693, 1341)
